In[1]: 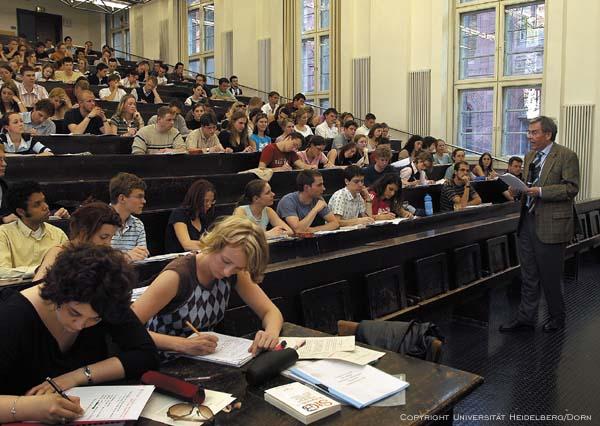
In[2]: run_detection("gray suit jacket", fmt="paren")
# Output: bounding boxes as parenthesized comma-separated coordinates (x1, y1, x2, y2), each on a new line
(518, 143, 579, 244)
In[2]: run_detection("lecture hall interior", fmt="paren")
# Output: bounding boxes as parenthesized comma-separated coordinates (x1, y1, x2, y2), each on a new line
(0, 0, 599, 424)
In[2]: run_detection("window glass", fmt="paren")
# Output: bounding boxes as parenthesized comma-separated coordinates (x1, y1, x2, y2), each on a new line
(203, 4, 215, 52)
(303, 0, 315, 33)
(502, 85, 541, 156)
(301, 38, 316, 93)
(319, 35, 330, 91)
(459, 9, 496, 79)
(320, 0, 330, 29)
(458, 88, 494, 153)
(189, 59, 200, 74)
(204, 56, 215, 79)
(504, 2, 544, 76)
(188, 9, 200, 55)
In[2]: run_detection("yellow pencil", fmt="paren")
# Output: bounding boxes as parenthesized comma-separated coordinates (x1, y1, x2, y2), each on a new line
(185, 320, 201, 336)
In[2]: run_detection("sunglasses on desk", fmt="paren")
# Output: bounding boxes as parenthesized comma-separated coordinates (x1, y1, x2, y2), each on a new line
(167, 402, 214, 423)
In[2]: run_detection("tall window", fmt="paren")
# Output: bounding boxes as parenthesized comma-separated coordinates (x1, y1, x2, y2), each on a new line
(300, 0, 331, 109)
(454, 1, 544, 158)
(110, 10, 130, 60)
(187, 0, 214, 79)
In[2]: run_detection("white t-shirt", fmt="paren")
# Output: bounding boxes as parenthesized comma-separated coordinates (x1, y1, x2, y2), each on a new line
(315, 122, 339, 138)
(355, 125, 370, 136)
(294, 125, 313, 138)
(261, 103, 278, 115)
(99, 88, 127, 102)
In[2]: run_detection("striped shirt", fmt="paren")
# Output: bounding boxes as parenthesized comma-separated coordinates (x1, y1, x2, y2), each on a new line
(132, 124, 186, 154)
(0, 133, 51, 154)
(440, 180, 480, 212)
(110, 214, 147, 252)
(110, 115, 142, 136)
(17, 83, 49, 108)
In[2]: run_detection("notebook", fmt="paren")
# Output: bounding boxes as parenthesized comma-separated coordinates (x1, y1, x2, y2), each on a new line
(265, 382, 341, 424)
(183, 332, 254, 367)
(287, 359, 409, 409)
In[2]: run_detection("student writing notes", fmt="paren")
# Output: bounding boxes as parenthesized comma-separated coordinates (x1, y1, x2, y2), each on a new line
(132, 216, 283, 357)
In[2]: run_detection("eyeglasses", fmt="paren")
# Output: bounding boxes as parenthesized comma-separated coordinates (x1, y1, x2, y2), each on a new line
(167, 403, 214, 423)
(526, 129, 543, 136)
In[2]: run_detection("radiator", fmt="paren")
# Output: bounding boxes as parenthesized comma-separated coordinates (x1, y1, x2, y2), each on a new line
(222, 31, 233, 77)
(352, 57, 370, 119)
(561, 104, 594, 200)
(407, 70, 431, 136)
(258, 38, 271, 101)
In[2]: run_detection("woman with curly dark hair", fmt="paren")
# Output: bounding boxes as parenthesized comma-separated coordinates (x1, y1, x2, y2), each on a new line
(33, 202, 122, 281)
(164, 179, 216, 253)
(0, 244, 159, 422)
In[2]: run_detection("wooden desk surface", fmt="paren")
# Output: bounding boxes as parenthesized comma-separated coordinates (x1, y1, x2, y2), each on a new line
(143, 323, 483, 426)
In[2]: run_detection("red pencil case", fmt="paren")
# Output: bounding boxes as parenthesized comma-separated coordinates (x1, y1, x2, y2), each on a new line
(141, 371, 205, 404)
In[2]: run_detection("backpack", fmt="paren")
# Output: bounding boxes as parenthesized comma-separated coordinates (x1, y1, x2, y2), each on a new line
(356, 319, 445, 362)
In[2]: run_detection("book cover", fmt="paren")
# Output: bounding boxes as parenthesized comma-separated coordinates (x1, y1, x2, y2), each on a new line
(265, 382, 341, 424)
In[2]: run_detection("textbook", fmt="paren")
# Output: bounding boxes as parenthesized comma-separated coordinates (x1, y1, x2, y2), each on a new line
(287, 359, 409, 409)
(183, 332, 254, 367)
(264, 382, 341, 424)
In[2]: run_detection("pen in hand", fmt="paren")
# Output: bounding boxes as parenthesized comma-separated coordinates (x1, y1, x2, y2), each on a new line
(45, 377, 72, 401)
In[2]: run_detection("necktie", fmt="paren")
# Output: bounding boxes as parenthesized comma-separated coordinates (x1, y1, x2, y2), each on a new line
(526, 151, 543, 209)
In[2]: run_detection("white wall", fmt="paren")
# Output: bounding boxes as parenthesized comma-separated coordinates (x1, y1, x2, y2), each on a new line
(0, 0, 104, 47)
(130, 0, 180, 64)
(544, 0, 600, 196)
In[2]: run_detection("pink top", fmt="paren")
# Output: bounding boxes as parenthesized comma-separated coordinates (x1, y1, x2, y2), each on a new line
(297, 150, 328, 167)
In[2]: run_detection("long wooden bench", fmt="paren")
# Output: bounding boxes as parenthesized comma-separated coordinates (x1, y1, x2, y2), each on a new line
(6, 152, 261, 180)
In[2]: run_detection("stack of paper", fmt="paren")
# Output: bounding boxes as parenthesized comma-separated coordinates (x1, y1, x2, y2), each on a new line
(131, 285, 149, 302)
(265, 382, 341, 424)
(286, 359, 409, 409)
(133, 252, 190, 264)
(464, 202, 493, 209)
(499, 173, 528, 191)
(314, 224, 366, 236)
(368, 217, 409, 226)
(280, 336, 355, 359)
(184, 332, 254, 367)
(280, 336, 385, 365)
(141, 389, 236, 426)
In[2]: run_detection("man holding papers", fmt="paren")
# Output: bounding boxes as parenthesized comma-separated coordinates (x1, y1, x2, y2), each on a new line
(0, 244, 159, 424)
(500, 116, 579, 333)
(132, 215, 283, 358)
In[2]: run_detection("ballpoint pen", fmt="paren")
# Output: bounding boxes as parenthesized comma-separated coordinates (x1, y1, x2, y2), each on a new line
(45, 377, 72, 401)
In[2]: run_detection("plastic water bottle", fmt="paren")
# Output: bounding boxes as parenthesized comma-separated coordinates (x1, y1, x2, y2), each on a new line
(424, 194, 433, 216)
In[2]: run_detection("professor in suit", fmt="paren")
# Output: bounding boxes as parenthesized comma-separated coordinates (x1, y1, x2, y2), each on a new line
(500, 116, 579, 333)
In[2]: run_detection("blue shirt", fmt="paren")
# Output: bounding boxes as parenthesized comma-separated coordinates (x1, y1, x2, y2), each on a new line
(276, 192, 331, 227)
(250, 134, 271, 151)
